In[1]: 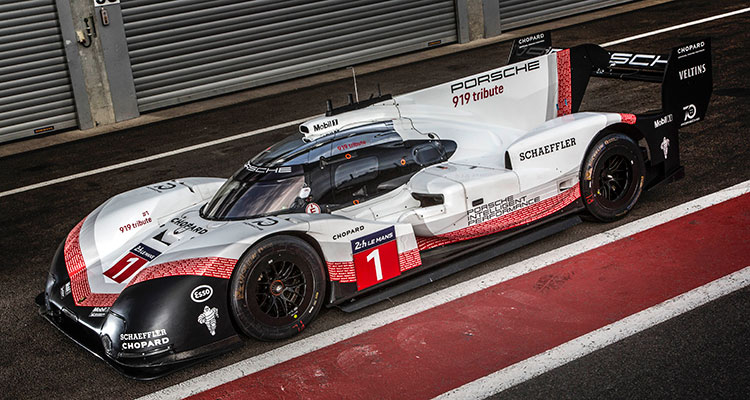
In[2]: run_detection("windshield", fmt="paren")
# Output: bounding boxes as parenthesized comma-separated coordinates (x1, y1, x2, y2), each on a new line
(202, 168, 306, 220)
(251, 134, 307, 167)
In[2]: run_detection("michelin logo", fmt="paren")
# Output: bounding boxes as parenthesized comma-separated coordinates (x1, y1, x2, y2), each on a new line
(198, 306, 219, 336)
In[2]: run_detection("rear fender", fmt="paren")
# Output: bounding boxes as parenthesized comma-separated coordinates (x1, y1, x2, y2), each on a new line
(506, 112, 618, 191)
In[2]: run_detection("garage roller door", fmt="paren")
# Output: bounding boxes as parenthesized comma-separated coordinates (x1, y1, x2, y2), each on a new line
(499, 0, 634, 30)
(121, 0, 458, 112)
(0, 0, 78, 143)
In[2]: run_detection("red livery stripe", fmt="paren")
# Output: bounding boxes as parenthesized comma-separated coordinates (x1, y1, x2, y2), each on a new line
(556, 49, 572, 117)
(127, 257, 237, 287)
(62, 218, 237, 307)
(327, 249, 423, 283)
(620, 113, 637, 124)
(418, 183, 580, 251)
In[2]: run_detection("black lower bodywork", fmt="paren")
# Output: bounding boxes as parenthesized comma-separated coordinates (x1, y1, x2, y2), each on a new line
(38, 241, 242, 379)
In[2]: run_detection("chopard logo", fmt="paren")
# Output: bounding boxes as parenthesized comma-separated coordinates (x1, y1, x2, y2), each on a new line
(333, 225, 365, 240)
(677, 41, 705, 54)
(171, 218, 208, 235)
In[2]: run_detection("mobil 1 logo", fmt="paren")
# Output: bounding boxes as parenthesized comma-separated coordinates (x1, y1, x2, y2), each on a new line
(351, 226, 400, 291)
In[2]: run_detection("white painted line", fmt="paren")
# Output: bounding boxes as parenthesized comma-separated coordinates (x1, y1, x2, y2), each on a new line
(139, 180, 750, 400)
(434, 266, 750, 400)
(600, 7, 750, 47)
(3, 8, 748, 200)
(0, 117, 314, 199)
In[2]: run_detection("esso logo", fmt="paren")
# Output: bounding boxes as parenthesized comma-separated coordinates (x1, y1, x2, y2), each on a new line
(190, 285, 213, 303)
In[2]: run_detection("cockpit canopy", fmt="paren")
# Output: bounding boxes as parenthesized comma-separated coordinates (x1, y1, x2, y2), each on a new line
(201, 165, 306, 220)
(202, 122, 456, 220)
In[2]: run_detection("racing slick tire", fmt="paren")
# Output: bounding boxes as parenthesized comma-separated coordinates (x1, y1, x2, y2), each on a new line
(580, 133, 645, 222)
(230, 235, 326, 341)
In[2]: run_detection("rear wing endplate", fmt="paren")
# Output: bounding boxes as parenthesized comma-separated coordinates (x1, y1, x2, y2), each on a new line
(508, 32, 712, 125)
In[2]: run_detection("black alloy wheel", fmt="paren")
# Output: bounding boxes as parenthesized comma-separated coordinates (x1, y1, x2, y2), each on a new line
(255, 260, 306, 319)
(230, 235, 326, 341)
(597, 154, 631, 204)
(580, 133, 645, 222)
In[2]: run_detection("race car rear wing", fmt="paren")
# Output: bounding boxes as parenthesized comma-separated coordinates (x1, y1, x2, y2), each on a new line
(591, 51, 667, 82)
(508, 32, 712, 127)
(507, 32, 712, 189)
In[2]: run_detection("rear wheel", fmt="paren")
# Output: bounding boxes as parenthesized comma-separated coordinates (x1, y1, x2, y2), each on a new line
(230, 235, 325, 341)
(580, 133, 645, 222)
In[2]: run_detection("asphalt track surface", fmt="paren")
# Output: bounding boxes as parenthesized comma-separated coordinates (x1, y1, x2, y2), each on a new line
(1, 0, 748, 398)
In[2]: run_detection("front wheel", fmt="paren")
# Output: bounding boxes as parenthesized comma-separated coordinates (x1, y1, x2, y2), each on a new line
(580, 133, 645, 222)
(230, 235, 326, 341)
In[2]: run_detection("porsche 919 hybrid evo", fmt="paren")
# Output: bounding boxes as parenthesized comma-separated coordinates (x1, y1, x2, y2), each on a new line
(38, 33, 712, 378)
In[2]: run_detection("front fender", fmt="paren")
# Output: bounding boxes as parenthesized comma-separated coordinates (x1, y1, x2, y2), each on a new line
(102, 275, 240, 366)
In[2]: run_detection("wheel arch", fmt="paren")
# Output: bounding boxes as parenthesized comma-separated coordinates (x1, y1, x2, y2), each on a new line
(232, 231, 330, 281)
(578, 126, 646, 222)
(227, 231, 331, 319)
(227, 231, 329, 340)
(585, 122, 650, 168)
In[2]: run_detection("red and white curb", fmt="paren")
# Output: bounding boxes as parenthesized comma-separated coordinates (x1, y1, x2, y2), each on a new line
(140, 180, 750, 400)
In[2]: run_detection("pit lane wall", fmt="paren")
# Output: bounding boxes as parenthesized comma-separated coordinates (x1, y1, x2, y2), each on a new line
(2, 0, 640, 144)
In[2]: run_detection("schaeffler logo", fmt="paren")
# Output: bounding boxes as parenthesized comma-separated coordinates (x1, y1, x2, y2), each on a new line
(661, 137, 670, 159)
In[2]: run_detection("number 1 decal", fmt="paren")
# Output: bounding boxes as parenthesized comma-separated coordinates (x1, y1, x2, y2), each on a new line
(119, 257, 139, 276)
(105, 256, 147, 283)
(366, 249, 383, 281)
(104, 243, 161, 283)
(351, 226, 400, 290)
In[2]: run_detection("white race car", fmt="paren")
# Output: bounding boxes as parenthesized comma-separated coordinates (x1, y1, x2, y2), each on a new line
(38, 33, 712, 378)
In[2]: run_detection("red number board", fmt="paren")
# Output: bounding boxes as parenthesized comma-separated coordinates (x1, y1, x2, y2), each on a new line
(351, 226, 400, 290)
